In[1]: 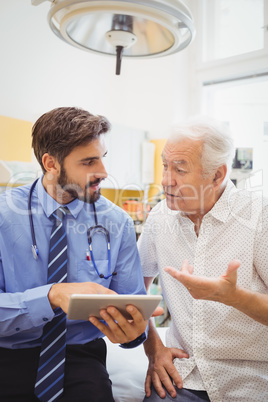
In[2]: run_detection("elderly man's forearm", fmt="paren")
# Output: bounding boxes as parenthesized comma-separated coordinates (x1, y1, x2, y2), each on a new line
(227, 287, 268, 325)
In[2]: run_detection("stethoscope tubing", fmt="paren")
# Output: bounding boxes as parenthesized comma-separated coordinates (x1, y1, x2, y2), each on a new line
(28, 178, 39, 259)
(28, 178, 116, 279)
(88, 203, 113, 279)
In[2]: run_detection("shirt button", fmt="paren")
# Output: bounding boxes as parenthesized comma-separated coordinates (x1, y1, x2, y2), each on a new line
(43, 317, 49, 322)
(15, 327, 20, 332)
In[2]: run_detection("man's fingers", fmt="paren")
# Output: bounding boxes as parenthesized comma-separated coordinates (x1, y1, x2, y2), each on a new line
(151, 349, 185, 398)
(167, 348, 188, 389)
(125, 305, 145, 323)
(151, 370, 168, 399)
(144, 373, 153, 398)
(226, 259, 241, 274)
(165, 261, 194, 281)
(171, 347, 189, 360)
(151, 306, 164, 317)
(106, 306, 146, 337)
(154, 369, 176, 398)
(165, 266, 197, 291)
(181, 259, 188, 271)
(89, 316, 110, 335)
(181, 259, 194, 274)
(165, 266, 179, 279)
(90, 306, 147, 344)
(89, 309, 126, 340)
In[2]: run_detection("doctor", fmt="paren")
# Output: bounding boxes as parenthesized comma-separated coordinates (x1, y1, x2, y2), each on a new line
(0, 107, 149, 402)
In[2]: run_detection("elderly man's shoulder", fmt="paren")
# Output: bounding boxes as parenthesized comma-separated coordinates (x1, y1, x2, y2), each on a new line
(229, 186, 268, 209)
(228, 186, 268, 227)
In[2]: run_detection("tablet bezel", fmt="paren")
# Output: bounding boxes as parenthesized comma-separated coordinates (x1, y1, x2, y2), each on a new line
(67, 294, 162, 321)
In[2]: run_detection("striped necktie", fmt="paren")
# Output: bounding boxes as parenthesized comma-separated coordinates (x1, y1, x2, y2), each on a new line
(34, 207, 68, 402)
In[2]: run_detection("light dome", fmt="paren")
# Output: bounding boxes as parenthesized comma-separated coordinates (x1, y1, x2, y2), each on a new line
(32, 0, 195, 74)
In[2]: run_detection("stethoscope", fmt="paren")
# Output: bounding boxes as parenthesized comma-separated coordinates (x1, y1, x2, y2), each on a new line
(28, 178, 117, 280)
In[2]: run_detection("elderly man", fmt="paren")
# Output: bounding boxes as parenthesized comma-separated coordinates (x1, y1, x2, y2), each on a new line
(138, 117, 268, 402)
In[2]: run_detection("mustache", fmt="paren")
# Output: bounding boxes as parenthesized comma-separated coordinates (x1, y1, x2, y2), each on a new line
(85, 178, 103, 190)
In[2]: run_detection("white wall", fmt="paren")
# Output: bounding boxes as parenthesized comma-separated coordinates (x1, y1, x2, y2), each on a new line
(0, 0, 193, 139)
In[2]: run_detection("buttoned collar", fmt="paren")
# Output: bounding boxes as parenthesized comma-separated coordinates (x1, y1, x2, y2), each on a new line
(206, 179, 237, 223)
(174, 179, 237, 224)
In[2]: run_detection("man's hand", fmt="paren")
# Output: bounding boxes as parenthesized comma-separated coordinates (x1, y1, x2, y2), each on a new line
(89, 305, 148, 344)
(165, 259, 268, 326)
(165, 259, 241, 305)
(89, 299, 163, 344)
(48, 282, 116, 312)
(151, 306, 164, 317)
(144, 341, 188, 399)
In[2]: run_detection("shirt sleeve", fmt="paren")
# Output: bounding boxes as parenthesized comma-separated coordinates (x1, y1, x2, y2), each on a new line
(109, 217, 147, 296)
(137, 213, 159, 278)
(0, 252, 55, 337)
(253, 203, 268, 286)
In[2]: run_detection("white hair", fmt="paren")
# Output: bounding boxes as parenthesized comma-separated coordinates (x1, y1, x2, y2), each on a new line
(169, 116, 235, 183)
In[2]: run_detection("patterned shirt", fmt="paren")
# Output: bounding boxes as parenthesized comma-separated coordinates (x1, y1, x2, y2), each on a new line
(138, 180, 268, 402)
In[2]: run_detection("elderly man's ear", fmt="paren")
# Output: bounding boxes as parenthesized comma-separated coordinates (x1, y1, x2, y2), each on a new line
(213, 165, 227, 188)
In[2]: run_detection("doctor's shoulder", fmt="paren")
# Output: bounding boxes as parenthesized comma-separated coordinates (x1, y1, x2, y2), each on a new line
(0, 184, 31, 224)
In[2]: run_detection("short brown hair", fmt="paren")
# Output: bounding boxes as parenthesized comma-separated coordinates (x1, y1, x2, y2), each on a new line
(32, 107, 111, 172)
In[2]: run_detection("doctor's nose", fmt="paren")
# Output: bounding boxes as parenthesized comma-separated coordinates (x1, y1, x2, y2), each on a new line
(95, 160, 108, 180)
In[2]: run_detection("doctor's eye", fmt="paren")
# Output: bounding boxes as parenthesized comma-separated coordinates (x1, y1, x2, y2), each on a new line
(83, 160, 95, 166)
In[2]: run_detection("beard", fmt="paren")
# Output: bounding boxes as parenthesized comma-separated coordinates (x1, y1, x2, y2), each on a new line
(58, 165, 102, 204)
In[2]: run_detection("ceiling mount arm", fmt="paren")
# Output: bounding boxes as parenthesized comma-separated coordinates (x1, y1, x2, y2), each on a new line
(116, 46, 123, 75)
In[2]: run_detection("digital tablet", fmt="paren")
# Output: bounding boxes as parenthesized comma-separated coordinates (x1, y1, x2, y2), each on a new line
(67, 294, 163, 321)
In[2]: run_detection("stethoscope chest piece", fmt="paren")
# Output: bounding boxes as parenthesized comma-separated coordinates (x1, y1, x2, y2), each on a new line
(31, 245, 39, 260)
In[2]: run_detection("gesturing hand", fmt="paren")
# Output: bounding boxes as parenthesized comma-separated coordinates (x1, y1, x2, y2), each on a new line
(165, 259, 241, 305)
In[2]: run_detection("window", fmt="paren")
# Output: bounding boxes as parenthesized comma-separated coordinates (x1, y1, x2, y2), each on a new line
(202, 75, 268, 195)
(202, 0, 266, 61)
(188, 1, 268, 197)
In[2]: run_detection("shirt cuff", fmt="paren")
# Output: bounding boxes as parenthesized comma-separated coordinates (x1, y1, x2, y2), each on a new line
(119, 332, 147, 349)
(23, 284, 55, 327)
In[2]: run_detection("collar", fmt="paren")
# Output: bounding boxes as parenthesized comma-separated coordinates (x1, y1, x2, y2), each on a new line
(36, 176, 84, 219)
(174, 179, 237, 224)
(205, 179, 237, 223)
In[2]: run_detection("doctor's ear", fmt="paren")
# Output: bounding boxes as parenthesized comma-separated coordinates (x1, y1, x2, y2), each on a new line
(213, 165, 227, 187)
(42, 153, 60, 175)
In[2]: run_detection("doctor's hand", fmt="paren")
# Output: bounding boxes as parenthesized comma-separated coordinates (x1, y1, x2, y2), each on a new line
(48, 282, 116, 313)
(89, 305, 148, 344)
(165, 259, 241, 306)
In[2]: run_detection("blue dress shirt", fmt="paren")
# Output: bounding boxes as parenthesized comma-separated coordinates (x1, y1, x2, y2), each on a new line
(0, 177, 146, 349)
